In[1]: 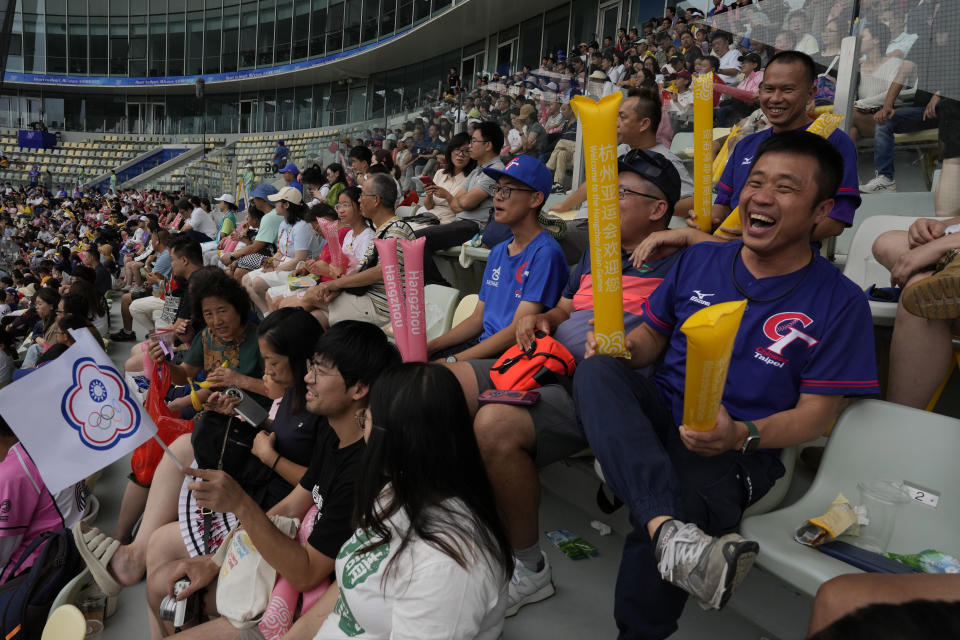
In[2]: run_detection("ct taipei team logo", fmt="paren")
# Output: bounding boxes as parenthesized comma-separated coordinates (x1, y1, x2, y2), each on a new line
(61, 358, 142, 451)
(753, 312, 819, 368)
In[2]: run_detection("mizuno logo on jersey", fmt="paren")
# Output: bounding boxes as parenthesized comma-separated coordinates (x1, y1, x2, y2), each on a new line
(689, 290, 716, 306)
(741, 156, 753, 166)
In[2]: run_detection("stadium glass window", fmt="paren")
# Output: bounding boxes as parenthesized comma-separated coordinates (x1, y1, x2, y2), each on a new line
(361, 0, 378, 43)
(292, 2, 310, 60)
(275, 1, 293, 64)
(344, 0, 361, 48)
(239, 6, 257, 68)
(309, 0, 326, 57)
(413, 0, 429, 24)
(186, 11, 204, 75)
(396, 0, 412, 29)
(110, 0, 128, 15)
(257, 3, 276, 66)
(222, 6, 240, 72)
(543, 5, 569, 60)
(378, 0, 394, 38)
(90, 17, 108, 75)
(68, 20, 88, 75)
(109, 21, 128, 75)
(204, 10, 222, 74)
(434, 0, 451, 12)
(326, 0, 344, 53)
(168, 16, 186, 76)
(47, 16, 68, 74)
(148, 16, 167, 76)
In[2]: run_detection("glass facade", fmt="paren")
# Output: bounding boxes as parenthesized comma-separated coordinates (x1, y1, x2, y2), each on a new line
(0, 0, 639, 133)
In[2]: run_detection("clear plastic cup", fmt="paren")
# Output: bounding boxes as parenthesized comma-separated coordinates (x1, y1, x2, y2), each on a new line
(85, 619, 103, 640)
(856, 480, 910, 553)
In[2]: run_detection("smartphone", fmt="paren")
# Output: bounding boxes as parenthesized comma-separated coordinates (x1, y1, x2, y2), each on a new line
(478, 389, 540, 406)
(417, 176, 436, 187)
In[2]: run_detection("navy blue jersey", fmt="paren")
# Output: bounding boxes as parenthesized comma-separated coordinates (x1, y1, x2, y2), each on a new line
(716, 125, 861, 226)
(642, 241, 879, 425)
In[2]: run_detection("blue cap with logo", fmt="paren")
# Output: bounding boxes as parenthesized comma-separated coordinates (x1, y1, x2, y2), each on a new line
(280, 163, 299, 174)
(482, 155, 553, 201)
(249, 183, 279, 201)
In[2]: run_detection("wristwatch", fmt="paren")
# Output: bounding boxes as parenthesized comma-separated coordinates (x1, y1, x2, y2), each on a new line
(740, 420, 760, 455)
(445, 355, 457, 363)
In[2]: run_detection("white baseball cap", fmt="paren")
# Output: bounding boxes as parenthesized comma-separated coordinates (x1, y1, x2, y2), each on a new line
(267, 186, 303, 205)
(214, 193, 236, 204)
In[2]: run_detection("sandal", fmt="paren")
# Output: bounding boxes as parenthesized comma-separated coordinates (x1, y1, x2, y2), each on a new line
(72, 522, 122, 597)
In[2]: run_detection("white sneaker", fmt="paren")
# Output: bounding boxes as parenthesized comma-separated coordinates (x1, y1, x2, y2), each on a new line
(654, 520, 758, 610)
(860, 173, 897, 193)
(505, 552, 555, 616)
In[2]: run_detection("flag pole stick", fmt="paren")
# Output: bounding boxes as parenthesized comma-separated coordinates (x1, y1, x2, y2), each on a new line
(153, 434, 185, 471)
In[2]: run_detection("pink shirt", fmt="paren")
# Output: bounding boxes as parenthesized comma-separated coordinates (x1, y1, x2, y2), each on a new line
(0, 444, 65, 582)
(739, 70, 764, 98)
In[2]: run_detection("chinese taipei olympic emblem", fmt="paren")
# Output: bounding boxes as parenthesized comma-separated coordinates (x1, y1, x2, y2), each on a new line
(61, 358, 142, 450)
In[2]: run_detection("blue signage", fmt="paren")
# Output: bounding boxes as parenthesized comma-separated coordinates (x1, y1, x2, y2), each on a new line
(4, 27, 412, 88)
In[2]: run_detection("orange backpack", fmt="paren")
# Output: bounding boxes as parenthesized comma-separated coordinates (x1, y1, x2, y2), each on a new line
(489, 332, 576, 391)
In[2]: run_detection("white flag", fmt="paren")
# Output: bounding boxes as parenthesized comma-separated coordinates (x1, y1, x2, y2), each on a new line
(0, 329, 157, 493)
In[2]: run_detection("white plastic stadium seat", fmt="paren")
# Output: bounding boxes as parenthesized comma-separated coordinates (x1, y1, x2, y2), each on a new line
(423, 284, 460, 341)
(740, 400, 960, 597)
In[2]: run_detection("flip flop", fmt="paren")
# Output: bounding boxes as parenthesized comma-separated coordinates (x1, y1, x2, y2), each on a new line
(72, 522, 122, 597)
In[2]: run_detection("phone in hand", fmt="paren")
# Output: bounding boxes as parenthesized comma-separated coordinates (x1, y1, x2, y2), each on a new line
(478, 389, 540, 406)
(418, 176, 436, 188)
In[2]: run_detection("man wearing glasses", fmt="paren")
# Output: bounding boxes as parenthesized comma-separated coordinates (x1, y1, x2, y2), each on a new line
(444, 149, 685, 617)
(420, 121, 506, 251)
(426, 155, 568, 362)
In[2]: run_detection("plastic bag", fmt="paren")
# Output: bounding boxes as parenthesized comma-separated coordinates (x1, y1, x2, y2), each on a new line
(130, 358, 194, 486)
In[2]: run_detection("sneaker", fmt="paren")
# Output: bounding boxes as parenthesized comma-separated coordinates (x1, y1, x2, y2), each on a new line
(654, 520, 758, 610)
(859, 173, 897, 193)
(901, 249, 960, 319)
(109, 329, 136, 342)
(505, 552, 555, 617)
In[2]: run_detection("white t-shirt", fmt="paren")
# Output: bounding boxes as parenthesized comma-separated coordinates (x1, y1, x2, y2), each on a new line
(342, 227, 375, 268)
(276, 219, 323, 261)
(314, 492, 507, 640)
(717, 49, 742, 86)
(188, 208, 218, 238)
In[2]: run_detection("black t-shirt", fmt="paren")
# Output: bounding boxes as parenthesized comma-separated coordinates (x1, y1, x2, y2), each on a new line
(261, 390, 323, 507)
(169, 275, 192, 320)
(298, 425, 365, 559)
(93, 263, 111, 296)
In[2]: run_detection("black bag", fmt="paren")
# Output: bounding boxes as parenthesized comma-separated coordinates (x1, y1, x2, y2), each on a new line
(0, 529, 86, 640)
(191, 411, 274, 506)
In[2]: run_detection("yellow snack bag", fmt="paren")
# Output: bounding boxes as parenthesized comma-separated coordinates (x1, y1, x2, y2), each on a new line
(680, 300, 747, 431)
(570, 93, 630, 358)
(692, 73, 714, 232)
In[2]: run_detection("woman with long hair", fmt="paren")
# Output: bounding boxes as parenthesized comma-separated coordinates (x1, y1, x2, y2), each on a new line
(19, 287, 60, 368)
(311, 363, 513, 639)
(421, 132, 476, 225)
(324, 163, 349, 207)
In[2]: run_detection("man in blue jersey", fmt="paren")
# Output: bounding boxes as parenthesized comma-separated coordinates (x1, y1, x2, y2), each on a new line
(646, 51, 860, 259)
(426, 155, 568, 362)
(445, 149, 686, 617)
(574, 131, 880, 639)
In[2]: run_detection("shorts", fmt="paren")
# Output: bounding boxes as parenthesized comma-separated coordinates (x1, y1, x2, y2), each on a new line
(327, 292, 388, 326)
(247, 269, 290, 288)
(940, 97, 960, 159)
(468, 359, 586, 468)
(265, 283, 306, 303)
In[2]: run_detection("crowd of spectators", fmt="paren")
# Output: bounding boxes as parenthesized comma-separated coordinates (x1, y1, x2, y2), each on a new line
(0, 1, 958, 639)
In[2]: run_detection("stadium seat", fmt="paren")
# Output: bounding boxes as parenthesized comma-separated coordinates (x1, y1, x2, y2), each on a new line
(740, 399, 960, 597)
(841, 214, 949, 326)
(424, 284, 461, 341)
(452, 294, 479, 327)
(48, 569, 93, 619)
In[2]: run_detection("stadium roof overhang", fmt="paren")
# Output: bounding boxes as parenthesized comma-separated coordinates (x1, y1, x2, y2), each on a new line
(4, 0, 568, 96)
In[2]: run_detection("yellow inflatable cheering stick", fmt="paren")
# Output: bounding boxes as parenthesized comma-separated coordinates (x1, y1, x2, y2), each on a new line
(713, 114, 845, 238)
(570, 92, 630, 358)
(692, 72, 714, 232)
(680, 300, 746, 431)
(187, 361, 229, 411)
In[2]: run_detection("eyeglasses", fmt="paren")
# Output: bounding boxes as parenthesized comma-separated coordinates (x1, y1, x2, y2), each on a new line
(307, 360, 340, 383)
(492, 185, 537, 200)
(452, 147, 471, 157)
(358, 193, 378, 199)
(619, 187, 664, 202)
(468, 138, 488, 146)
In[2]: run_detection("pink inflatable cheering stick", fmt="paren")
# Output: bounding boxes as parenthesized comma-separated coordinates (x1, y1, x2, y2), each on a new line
(316, 218, 347, 275)
(399, 237, 427, 362)
(375, 238, 410, 358)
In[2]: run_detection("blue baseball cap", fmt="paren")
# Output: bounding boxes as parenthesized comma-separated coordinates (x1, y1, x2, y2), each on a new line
(483, 156, 553, 201)
(249, 183, 279, 201)
(280, 163, 299, 174)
